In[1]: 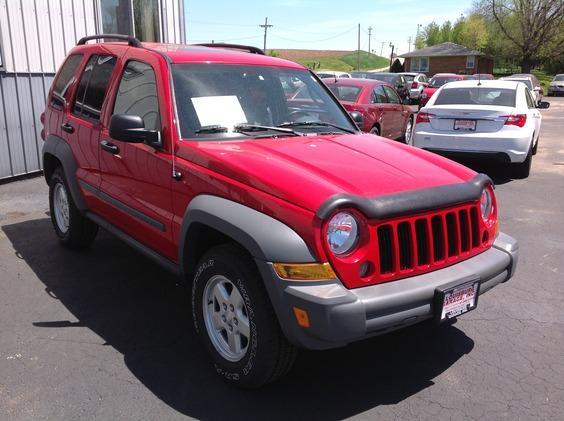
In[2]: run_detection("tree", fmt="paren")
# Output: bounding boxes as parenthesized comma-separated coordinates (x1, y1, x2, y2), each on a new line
(452, 16, 466, 44)
(439, 21, 453, 42)
(459, 14, 489, 51)
(423, 22, 441, 46)
(486, 0, 564, 72)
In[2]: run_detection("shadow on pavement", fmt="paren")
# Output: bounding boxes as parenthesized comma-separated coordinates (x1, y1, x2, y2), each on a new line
(3, 217, 475, 420)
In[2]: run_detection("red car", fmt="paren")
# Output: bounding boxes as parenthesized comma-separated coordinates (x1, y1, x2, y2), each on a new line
(41, 36, 518, 388)
(419, 73, 466, 108)
(324, 78, 414, 141)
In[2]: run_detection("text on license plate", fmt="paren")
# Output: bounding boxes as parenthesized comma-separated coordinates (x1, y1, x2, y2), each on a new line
(440, 281, 479, 320)
(454, 119, 476, 131)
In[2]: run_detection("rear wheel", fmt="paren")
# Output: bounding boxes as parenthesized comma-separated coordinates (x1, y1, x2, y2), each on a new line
(49, 167, 98, 249)
(511, 147, 532, 179)
(370, 125, 380, 136)
(402, 117, 413, 144)
(192, 244, 297, 388)
(532, 136, 539, 155)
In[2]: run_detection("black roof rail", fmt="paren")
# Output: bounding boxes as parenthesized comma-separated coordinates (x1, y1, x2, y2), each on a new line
(193, 43, 265, 55)
(77, 34, 142, 48)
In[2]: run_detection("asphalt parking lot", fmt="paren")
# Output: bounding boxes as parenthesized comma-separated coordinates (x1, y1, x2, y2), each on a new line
(1, 97, 563, 420)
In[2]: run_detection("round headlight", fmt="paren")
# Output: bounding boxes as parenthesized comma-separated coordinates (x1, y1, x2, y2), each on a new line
(480, 188, 493, 220)
(326, 212, 359, 255)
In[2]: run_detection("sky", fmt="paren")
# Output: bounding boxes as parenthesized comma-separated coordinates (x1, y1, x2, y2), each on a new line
(184, 0, 474, 57)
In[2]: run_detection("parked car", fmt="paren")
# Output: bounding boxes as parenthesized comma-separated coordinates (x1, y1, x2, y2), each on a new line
(419, 73, 466, 108)
(324, 78, 414, 140)
(42, 35, 518, 388)
(500, 74, 543, 104)
(411, 80, 550, 178)
(350, 71, 370, 78)
(400, 72, 429, 103)
(317, 70, 351, 79)
(465, 74, 495, 81)
(364, 72, 410, 101)
(547, 74, 564, 96)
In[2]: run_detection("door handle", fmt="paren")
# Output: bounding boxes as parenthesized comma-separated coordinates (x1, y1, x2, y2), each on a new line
(61, 122, 74, 134)
(100, 140, 120, 154)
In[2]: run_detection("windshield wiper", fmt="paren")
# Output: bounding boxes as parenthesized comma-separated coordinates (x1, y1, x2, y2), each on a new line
(234, 123, 303, 137)
(195, 125, 229, 134)
(277, 121, 356, 134)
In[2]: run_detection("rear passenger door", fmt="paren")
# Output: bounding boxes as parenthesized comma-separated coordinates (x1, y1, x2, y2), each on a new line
(98, 57, 175, 260)
(64, 54, 117, 206)
(382, 85, 403, 139)
(371, 85, 394, 138)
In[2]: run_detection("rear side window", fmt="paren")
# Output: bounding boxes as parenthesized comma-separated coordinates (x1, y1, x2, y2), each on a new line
(73, 55, 117, 121)
(327, 85, 362, 102)
(51, 54, 83, 108)
(113, 61, 160, 130)
(434, 87, 516, 107)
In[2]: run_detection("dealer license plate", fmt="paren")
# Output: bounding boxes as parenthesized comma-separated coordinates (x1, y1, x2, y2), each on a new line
(454, 119, 476, 131)
(435, 279, 480, 322)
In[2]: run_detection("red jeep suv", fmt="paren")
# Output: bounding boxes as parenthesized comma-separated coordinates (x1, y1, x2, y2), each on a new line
(41, 35, 519, 388)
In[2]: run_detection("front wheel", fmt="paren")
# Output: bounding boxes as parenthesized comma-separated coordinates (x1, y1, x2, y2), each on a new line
(192, 244, 297, 388)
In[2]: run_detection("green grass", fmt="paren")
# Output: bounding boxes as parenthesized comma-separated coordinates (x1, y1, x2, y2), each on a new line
(340, 51, 389, 70)
(532, 70, 553, 92)
(294, 51, 389, 72)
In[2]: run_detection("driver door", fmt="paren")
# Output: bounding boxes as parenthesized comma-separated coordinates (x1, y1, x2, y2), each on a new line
(98, 55, 176, 261)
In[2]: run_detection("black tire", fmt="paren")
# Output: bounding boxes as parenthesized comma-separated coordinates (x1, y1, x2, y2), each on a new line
(192, 244, 297, 388)
(532, 136, 539, 155)
(401, 117, 414, 144)
(49, 167, 98, 249)
(370, 125, 380, 136)
(510, 147, 532, 179)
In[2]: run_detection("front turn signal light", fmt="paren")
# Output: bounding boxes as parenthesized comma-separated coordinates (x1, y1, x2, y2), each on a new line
(273, 262, 336, 281)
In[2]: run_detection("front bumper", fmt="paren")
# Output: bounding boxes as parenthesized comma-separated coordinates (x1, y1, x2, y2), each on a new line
(257, 233, 518, 350)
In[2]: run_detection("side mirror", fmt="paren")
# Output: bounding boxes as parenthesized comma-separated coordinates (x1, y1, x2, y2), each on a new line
(349, 111, 363, 128)
(533, 87, 542, 92)
(109, 114, 161, 147)
(537, 101, 550, 109)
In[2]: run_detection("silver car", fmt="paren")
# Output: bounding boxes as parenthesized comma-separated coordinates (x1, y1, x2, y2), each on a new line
(400, 72, 428, 102)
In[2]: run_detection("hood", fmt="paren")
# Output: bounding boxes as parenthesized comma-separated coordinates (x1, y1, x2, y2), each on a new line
(177, 133, 476, 214)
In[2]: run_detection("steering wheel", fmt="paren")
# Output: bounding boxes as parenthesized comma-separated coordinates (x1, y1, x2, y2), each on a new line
(287, 110, 315, 121)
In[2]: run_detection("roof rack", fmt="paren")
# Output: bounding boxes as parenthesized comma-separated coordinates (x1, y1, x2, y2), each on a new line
(193, 43, 265, 55)
(77, 34, 142, 48)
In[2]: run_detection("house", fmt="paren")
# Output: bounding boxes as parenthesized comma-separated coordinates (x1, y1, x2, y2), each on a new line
(399, 42, 493, 77)
(0, 0, 185, 181)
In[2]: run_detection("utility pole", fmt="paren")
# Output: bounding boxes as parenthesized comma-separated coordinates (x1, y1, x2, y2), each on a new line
(357, 24, 361, 70)
(407, 36, 412, 52)
(368, 26, 372, 57)
(380, 41, 385, 56)
(389, 42, 395, 69)
(260, 17, 273, 54)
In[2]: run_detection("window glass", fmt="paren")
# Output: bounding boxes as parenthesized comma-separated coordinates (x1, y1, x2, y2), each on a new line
(133, 0, 161, 41)
(435, 87, 516, 107)
(466, 55, 475, 69)
(172, 64, 355, 139)
(525, 89, 535, 108)
(100, 0, 132, 35)
(327, 85, 362, 102)
(428, 76, 460, 88)
(73, 55, 117, 121)
(403, 75, 415, 83)
(410, 57, 429, 72)
(372, 86, 388, 103)
(52, 54, 83, 107)
(113, 61, 160, 130)
(383, 85, 400, 104)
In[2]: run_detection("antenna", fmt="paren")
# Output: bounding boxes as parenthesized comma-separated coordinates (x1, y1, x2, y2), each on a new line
(477, 72, 482, 86)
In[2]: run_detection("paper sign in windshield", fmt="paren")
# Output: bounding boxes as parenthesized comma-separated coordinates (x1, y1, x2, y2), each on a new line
(191, 95, 247, 129)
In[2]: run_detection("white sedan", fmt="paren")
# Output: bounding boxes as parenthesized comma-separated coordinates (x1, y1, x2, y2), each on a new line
(410, 80, 550, 178)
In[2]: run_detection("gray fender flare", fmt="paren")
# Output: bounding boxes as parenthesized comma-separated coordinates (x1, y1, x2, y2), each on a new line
(178, 195, 317, 276)
(42, 134, 88, 211)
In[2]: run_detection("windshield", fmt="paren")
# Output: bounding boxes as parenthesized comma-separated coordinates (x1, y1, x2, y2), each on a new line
(553, 75, 564, 81)
(435, 87, 516, 107)
(505, 79, 533, 90)
(327, 85, 362, 102)
(429, 77, 459, 88)
(172, 64, 355, 139)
